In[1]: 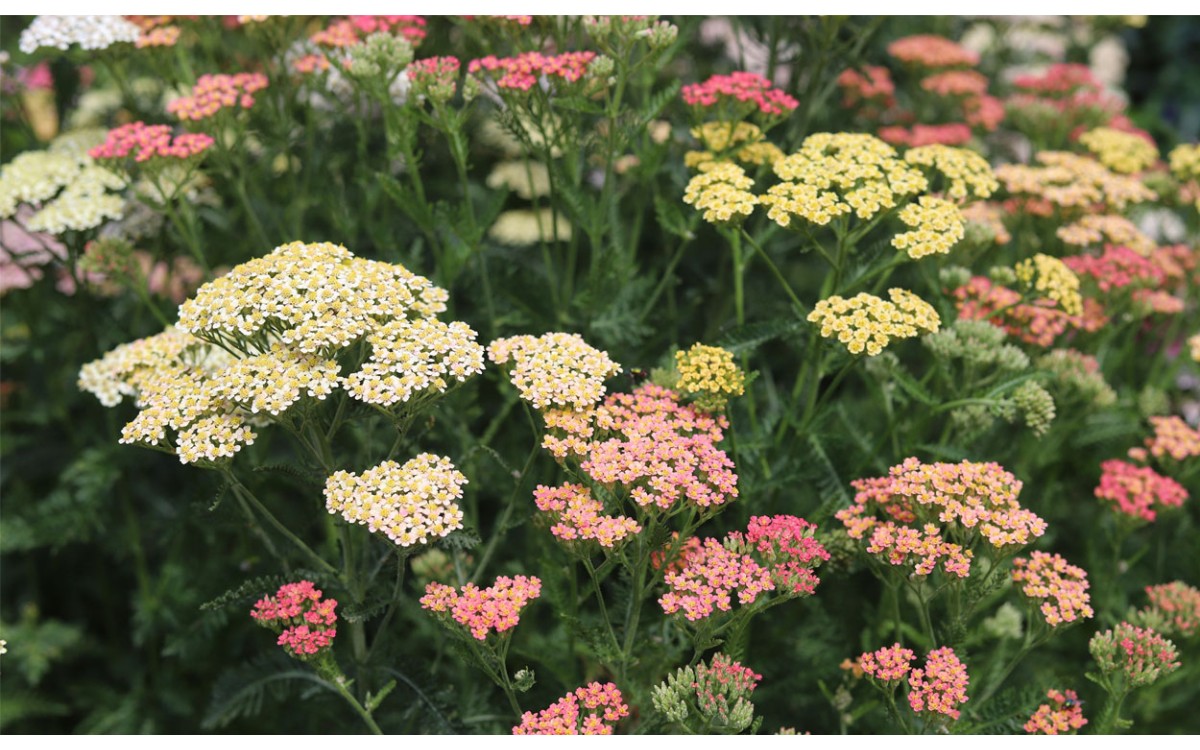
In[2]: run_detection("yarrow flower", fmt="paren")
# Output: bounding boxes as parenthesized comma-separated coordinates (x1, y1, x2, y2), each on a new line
(807, 288, 940, 356)
(953, 276, 1075, 348)
(311, 15, 427, 49)
(487, 332, 621, 410)
(89, 122, 214, 165)
(903, 144, 998, 202)
(674, 343, 746, 411)
(1133, 582, 1200, 639)
(682, 162, 757, 225)
(421, 575, 541, 641)
(652, 653, 761, 734)
(1143, 415, 1200, 462)
(342, 318, 485, 408)
(907, 646, 969, 720)
(1024, 689, 1088, 734)
(488, 208, 572, 245)
(1079, 127, 1159, 174)
(1095, 459, 1188, 523)
(1063, 245, 1164, 292)
(1089, 622, 1181, 688)
(682, 71, 799, 119)
(890, 196, 966, 259)
(407, 56, 460, 103)
(878, 123, 973, 148)
(0, 131, 126, 235)
(887, 35, 980, 68)
(1057, 215, 1155, 255)
(250, 581, 338, 659)
(837, 66, 896, 110)
(168, 72, 269, 121)
(859, 643, 916, 683)
(513, 682, 629, 735)
(468, 51, 596, 92)
(19, 15, 141, 54)
(324, 454, 467, 547)
(1014, 253, 1083, 317)
(921, 69, 989, 97)
(995, 151, 1156, 213)
(1011, 551, 1095, 627)
(533, 483, 641, 549)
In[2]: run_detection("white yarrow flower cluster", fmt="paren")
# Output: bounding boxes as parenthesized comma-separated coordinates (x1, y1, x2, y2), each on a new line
(488, 332, 622, 410)
(343, 318, 485, 407)
(0, 131, 126, 234)
(19, 16, 141, 54)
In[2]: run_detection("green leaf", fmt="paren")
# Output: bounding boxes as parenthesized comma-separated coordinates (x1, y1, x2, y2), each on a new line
(717, 318, 805, 355)
(200, 575, 290, 612)
(202, 652, 321, 730)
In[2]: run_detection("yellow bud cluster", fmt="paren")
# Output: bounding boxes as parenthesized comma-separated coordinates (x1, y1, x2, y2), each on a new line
(903, 144, 999, 202)
(682, 161, 757, 225)
(1015, 253, 1083, 316)
(761, 132, 927, 228)
(343, 318, 485, 407)
(1079, 127, 1159, 175)
(995, 151, 1156, 212)
(808, 288, 941, 356)
(675, 343, 746, 411)
(1168, 143, 1200, 182)
(1056, 214, 1155, 255)
(324, 454, 466, 547)
(488, 332, 622, 410)
(891, 196, 966, 259)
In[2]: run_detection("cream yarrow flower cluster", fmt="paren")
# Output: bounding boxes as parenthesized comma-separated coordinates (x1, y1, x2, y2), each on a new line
(78, 327, 205, 407)
(903, 144, 998, 202)
(675, 343, 746, 411)
(891, 196, 966, 259)
(1168, 143, 1200, 183)
(343, 318, 484, 408)
(19, 15, 140, 54)
(995, 151, 1156, 212)
(808, 288, 940, 356)
(1015, 253, 1083, 316)
(1057, 214, 1155, 255)
(1, 130, 126, 234)
(207, 343, 341, 416)
(1079, 127, 1159, 174)
(682, 162, 757, 225)
(324, 454, 466, 547)
(487, 332, 621, 410)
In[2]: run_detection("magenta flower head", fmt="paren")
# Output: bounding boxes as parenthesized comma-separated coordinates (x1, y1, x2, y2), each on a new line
(250, 580, 338, 660)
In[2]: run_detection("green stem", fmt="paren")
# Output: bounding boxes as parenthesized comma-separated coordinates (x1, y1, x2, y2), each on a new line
(225, 472, 340, 580)
(330, 676, 384, 734)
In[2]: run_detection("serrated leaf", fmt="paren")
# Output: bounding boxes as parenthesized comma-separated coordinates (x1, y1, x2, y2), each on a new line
(717, 318, 805, 355)
(200, 574, 289, 611)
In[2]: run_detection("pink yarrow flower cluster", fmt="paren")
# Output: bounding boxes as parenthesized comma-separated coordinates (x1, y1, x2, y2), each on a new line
(859, 643, 916, 683)
(408, 56, 460, 101)
(1142, 581, 1200, 638)
(1063, 245, 1165, 293)
(907, 646, 970, 720)
(1024, 689, 1088, 734)
(533, 483, 641, 549)
(311, 15, 427, 48)
(728, 515, 830, 594)
(1011, 551, 1095, 627)
(513, 682, 629, 735)
(682, 71, 799, 117)
(89, 122, 214, 163)
(1090, 622, 1181, 688)
(878, 123, 972, 148)
(887, 35, 980, 68)
(1095, 458, 1188, 523)
(694, 654, 762, 722)
(420, 575, 541, 640)
(168, 72, 268, 121)
(954, 276, 1075, 347)
(250, 580, 337, 658)
(837, 66, 896, 109)
(468, 51, 596, 91)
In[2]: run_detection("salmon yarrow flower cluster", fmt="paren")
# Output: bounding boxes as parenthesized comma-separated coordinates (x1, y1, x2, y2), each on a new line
(89, 122, 214, 165)
(168, 72, 269, 121)
(890, 196, 965, 259)
(837, 66, 896, 110)
(907, 646, 970, 720)
(682, 162, 757, 225)
(420, 575, 541, 641)
(250, 580, 338, 660)
(487, 332, 621, 410)
(887, 34, 980, 69)
(1011, 551, 1095, 627)
(920, 69, 988, 97)
(1079, 127, 1159, 175)
(953, 276, 1075, 348)
(1063, 245, 1164, 292)
(838, 458, 1046, 579)
(760, 133, 927, 228)
(995, 151, 1156, 212)
(1095, 459, 1188, 523)
(878, 123, 972, 148)
(859, 643, 916, 683)
(1136, 582, 1200, 638)
(1143, 416, 1200, 462)
(342, 318, 484, 408)
(808, 288, 940, 356)
(1015, 253, 1083, 317)
(1089, 622, 1181, 688)
(675, 343, 746, 411)
(533, 483, 641, 549)
(682, 71, 798, 121)
(1024, 689, 1088, 734)
(652, 653, 762, 734)
(18, 15, 141, 54)
(903, 144, 999, 202)
(324, 454, 466, 547)
(513, 682, 629, 735)
(468, 51, 597, 92)
(1057, 215, 1155, 255)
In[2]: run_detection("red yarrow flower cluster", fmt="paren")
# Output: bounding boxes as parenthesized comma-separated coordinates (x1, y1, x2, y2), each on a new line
(468, 51, 596, 91)
(887, 35, 980, 68)
(90, 122, 214, 164)
(907, 646, 970, 720)
(1144, 415, 1200, 462)
(837, 66, 896, 109)
(1024, 689, 1088, 734)
(859, 643, 916, 683)
(168, 72, 268, 121)
(250, 580, 337, 659)
(682, 71, 799, 117)
(420, 575, 541, 640)
(533, 483, 641, 549)
(1095, 458, 1188, 522)
(1063, 245, 1165, 293)
(513, 682, 629, 735)
(1011, 551, 1095, 627)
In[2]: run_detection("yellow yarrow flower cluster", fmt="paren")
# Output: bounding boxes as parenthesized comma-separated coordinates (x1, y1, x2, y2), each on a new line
(0, 129, 126, 234)
(891, 196, 966, 259)
(674, 343, 746, 411)
(488, 332, 622, 410)
(1056, 214, 1155, 255)
(995, 151, 1156, 212)
(1168, 143, 1200, 182)
(1079, 127, 1159, 174)
(1015, 254, 1083, 316)
(1189, 334, 1200, 363)
(903, 144, 999, 202)
(760, 132, 927, 228)
(324, 454, 466, 547)
(808, 288, 941, 356)
(343, 318, 485, 408)
(685, 121, 785, 170)
(682, 161, 757, 225)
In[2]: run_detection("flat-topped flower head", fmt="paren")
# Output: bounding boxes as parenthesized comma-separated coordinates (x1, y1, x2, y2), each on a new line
(1090, 622, 1181, 688)
(675, 343, 745, 410)
(903, 144, 998, 202)
(682, 71, 798, 121)
(953, 276, 1075, 348)
(250, 580, 338, 660)
(1, 131, 126, 235)
(860, 643, 916, 683)
(90, 122, 213, 166)
(514, 682, 629, 735)
(468, 51, 596, 92)
(682, 162, 757, 225)
(1015, 253, 1083, 317)
(168, 72, 269, 121)
(891, 196, 965, 259)
(1011, 551, 1094, 627)
(1134, 582, 1200, 638)
(1024, 689, 1087, 734)
(878, 123, 972, 148)
(1057, 215, 1155, 255)
(907, 646, 969, 720)
(207, 343, 340, 417)
(1095, 459, 1188, 523)
(837, 66, 896, 109)
(808, 288, 940, 356)
(995, 151, 1156, 213)
(1144, 416, 1200, 462)
(1079, 127, 1159, 174)
(533, 483, 641, 549)
(487, 332, 621, 410)
(325, 454, 466, 547)
(311, 15, 427, 50)
(78, 327, 205, 407)
(1168, 143, 1200, 182)
(921, 70, 989, 97)
(1063, 245, 1164, 292)
(343, 318, 484, 408)
(19, 15, 141, 54)
(726, 515, 830, 595)
(420, 575, 541, 641)
(887, 34, 980, 68)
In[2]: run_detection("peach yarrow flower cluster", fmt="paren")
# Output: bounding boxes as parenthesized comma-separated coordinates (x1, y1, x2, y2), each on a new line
(1024, 689, 1088, 734)
(420, 575, 542, 641)
(1143, 416, 1200, 462)
(168, 72, 269, 121)
(250, 580, 338, 659)
(513, 682, 629, 735)
(1095, 459, 1188, 523)
(887, 35, 980, 68)
(859, 643, 916, 683)
(325, 454, 467, 547)
(533, 483, 641, 549)
(1011, 551, 1095, 627)
(468, 51, 597, 91)
(90, 122, 213, 164)
(907, 646, 970, 720)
